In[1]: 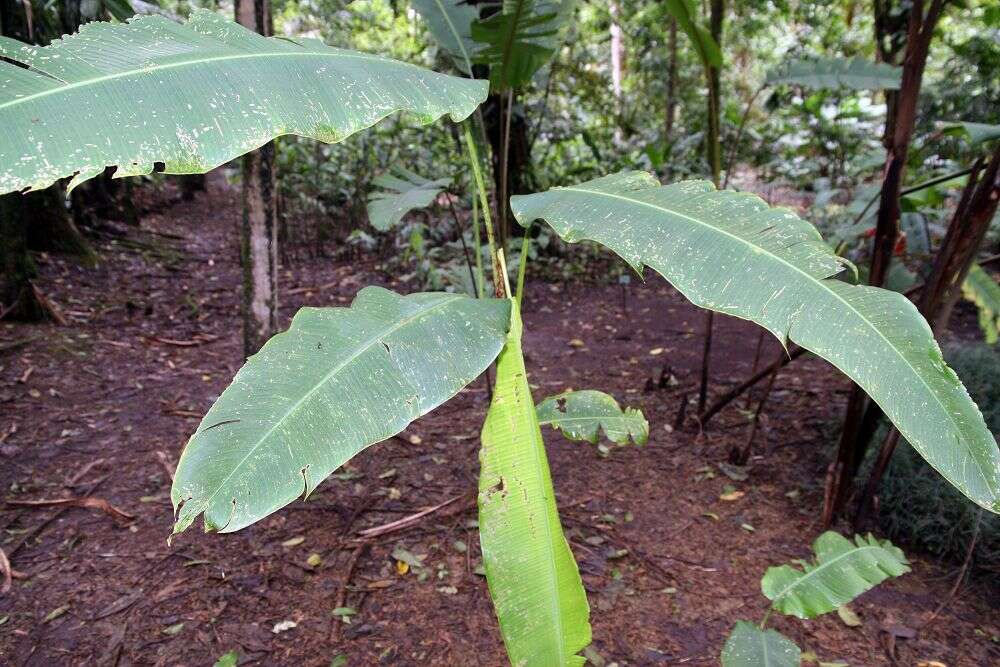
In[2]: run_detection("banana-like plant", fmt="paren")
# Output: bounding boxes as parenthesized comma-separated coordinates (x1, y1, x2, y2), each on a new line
(721, 532, 909, 666)
(366, 167, 450, 232)
(3, 13, 1000, 667)
(0, 10, 486, 194)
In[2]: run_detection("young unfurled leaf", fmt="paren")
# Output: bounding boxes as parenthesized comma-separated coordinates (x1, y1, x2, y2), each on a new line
(171, 288, 510, 535)
(536, 390, 648, 446)
(471, 0, 575, 92)
(367, 167, 450, 232)
(0, 11, 488, 195)
(721, 621, 800, 667)
(761, 532, 909, 619)
(765, 56, 901, 90)
(411, 0, 483, 75)
(479, 301, 591, 666)
(511, 172, 1000, 514)
(663, 0, 722, 69)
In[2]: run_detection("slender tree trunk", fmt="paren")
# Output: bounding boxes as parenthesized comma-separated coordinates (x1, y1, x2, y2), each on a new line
(665, 18, 678, 149)
(235, 0, 278, 357)
(696, 0, 725, 416)
(919, 145, 1000, 335)
(824, 0, 949, 526)
(0, 194, 44, 321)
(610, 2, 624, 145)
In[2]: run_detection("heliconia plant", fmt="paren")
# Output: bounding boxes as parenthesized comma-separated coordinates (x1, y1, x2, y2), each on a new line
(1, 12, 998, 667)
(721, 531, 909, 667)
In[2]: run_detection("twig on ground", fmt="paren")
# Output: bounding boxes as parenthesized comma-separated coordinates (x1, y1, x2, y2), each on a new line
(7, 496, 133, 525)
(0, 546, 11, 595)
(356, 494, 468, 539)
(330, 542, 369, 642)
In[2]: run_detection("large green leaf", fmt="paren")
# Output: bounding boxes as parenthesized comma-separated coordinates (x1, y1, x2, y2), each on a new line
(411, 0, 482, 75)
(367, 167, 450, 232)
(662, 0, 722, 69)
(536, 390, 648, 446)
(511, 172, 1000, 514)
(479, 300, 591, 666)
(942, 122, 1000, 146)
(765, 56, 901, 90)
(721, 622, 800, 667)
(471, 0, 575, 92)
(962, 264, 1000, 345)
(0, 10, 488, 195)
(171, 287, 510, 534)
(761, 532, 909, 619)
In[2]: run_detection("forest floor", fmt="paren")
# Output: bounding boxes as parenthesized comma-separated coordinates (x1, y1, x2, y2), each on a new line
(0, 175, 997, 667)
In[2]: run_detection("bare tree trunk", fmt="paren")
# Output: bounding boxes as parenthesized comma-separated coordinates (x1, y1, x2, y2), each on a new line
(665, 18, 678, 149)
(920, 145, 1000, 335)
(824, 0, 949, 526)
(696, 0, 725, 416)
(235, 0, 278, 357)
(610, 2, 624, 144)
(0, 194, 40, 320)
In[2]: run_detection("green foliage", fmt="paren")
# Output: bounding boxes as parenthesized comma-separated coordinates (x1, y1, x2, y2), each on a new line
(943, 122, 1000, 146)
(511, 171, 1000, 514)
(878, 343, 1000, 576)
(724, 531, 908, 665)
(765, 56, 902, 90)
(962, 264, 1000, 345)
(171, 288, 510, 534)
(367, 167, 450, 232)
(0, 10, 487, 195)
(536, 390, 648, 446)
(411, 0, 482, 74)
(662, 0, 722, 68)
(478, 302, 591, 666)
(471, 0, 575, 92)
(720, 622, 800, 667)
(761, 532, 909, 619)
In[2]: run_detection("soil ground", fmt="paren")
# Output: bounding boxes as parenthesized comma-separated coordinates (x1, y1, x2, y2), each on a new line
(1, 176, 997, 666)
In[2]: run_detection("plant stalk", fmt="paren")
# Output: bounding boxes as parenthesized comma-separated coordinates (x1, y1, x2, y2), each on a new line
(463, 121, 508, 298)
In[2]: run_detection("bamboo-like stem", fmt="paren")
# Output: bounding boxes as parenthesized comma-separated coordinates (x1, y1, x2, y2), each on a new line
(515, 227, 532, 309)
(463, 121, 508, 298)
(472, 190, 484, 299)
(499, 89, 514, 255)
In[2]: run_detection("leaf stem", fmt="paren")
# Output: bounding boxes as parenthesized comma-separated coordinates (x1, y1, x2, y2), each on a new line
(759, 608, 772, 630)
(515, 225, 532, 309)
(463, 120, 508, 297)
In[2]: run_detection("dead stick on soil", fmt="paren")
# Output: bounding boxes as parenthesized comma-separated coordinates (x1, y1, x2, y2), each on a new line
(734, 358, 781, 464)
(356, 494, 467, 539)
(698, 345, 808, 426)
(7, 496, 133, 524)
(330, 542, 369, 642)
(0, 546, 11, 595)
(66, 458, 105, 487)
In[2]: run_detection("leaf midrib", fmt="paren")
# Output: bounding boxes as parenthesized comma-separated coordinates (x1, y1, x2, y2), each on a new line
(769, 544, 893, 609)
(191, 293, 465, 518)
(431, 0, 474, 74)
(554, 184, 995, 497)
(0, 48, 431, 113)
